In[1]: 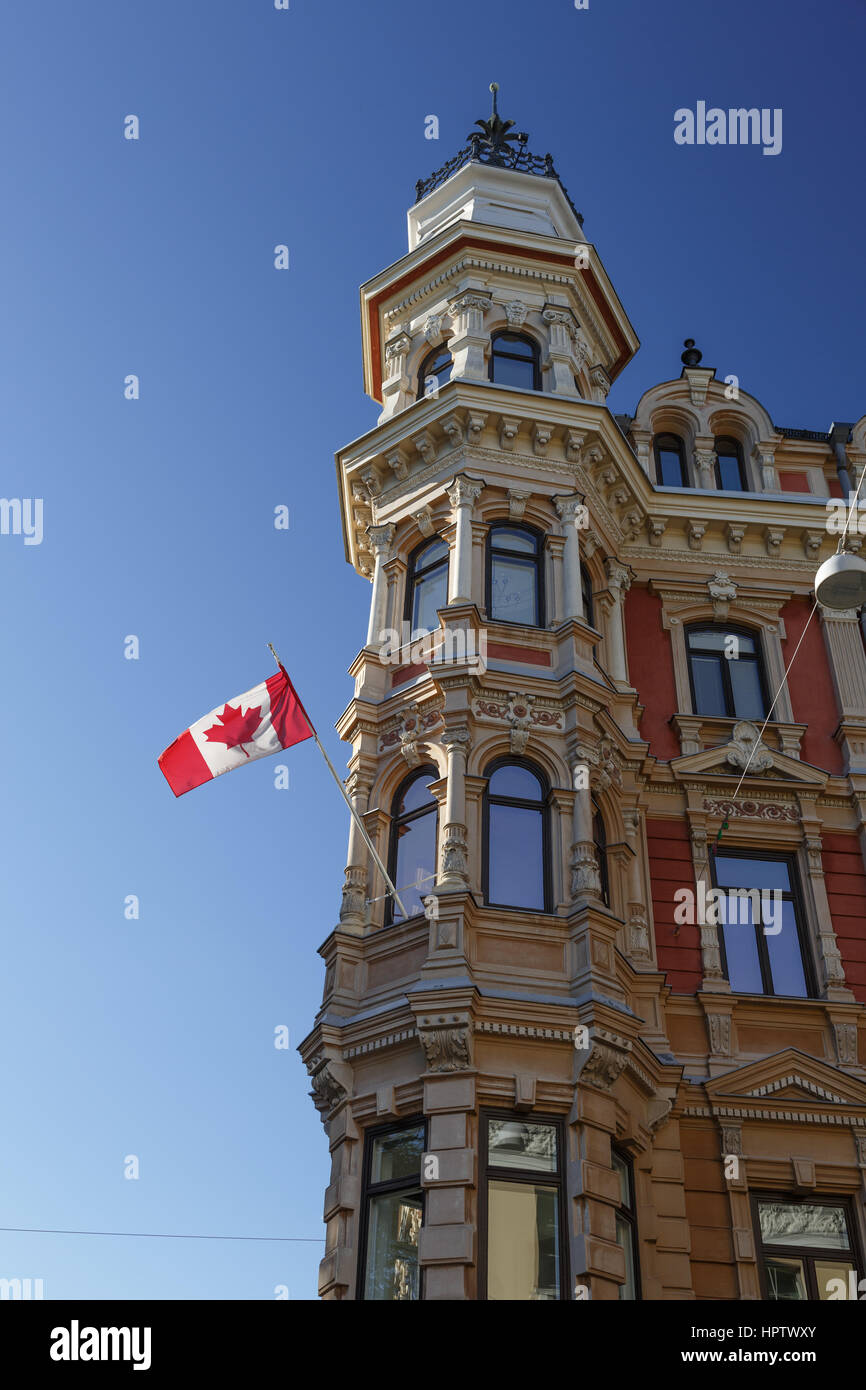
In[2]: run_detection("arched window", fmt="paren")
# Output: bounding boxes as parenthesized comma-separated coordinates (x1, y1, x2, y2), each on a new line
(487, 524, 544, 627)
(593, 800, 610, 907)
(686, 624, 768, 720)
(489, 332, 541, 391)
(386, 767, 439, 925)
(483, 759, 550, 912)
(581, 561, 594, 628)
(417, 345, 452, 401)
(405, 536, 449, 632)
(653, 432, 688, 487)
(714, 435, 747, 491)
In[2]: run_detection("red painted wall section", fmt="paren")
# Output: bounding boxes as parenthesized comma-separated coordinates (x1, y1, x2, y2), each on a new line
(647, 818, 702, 992)
(778, 471, 811, 493)
(823, 833, 866, 1003)
(625, 586, 680, 760)
(779, 597, 843, 772)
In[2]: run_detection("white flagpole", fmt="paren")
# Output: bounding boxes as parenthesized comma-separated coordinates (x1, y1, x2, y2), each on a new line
(267, 644, 408, 921)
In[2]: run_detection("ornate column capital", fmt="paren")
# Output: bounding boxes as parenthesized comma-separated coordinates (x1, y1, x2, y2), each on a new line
(366, 522, 395, 556)
(605, 559, 632, 597)
(446, 473, 485, 510)
(553, 492, 587, 526)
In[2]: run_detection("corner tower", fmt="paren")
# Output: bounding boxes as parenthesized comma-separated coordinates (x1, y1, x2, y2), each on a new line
(300, 89, 679, 1303)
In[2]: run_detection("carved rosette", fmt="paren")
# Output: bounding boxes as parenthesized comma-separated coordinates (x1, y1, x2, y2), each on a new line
(417, 1014, 472, 1073)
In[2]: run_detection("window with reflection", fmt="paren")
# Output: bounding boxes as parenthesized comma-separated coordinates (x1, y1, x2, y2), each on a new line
(360, 1121, 426, 1301)
(482, 1113, 566, 1300)
(489, 332, 541, 391)
(714, 435, 748, 491)
(653, 432, 688, 487)
(712, 852, 812, 998)
(613, 1148, 640, 1299)
(405, 536, 449, 633)
(753, 1196, 861, 1300)
(593, 800, 610, 907)
(386, 767, 438, 925)
(417, 345, 452, 400)
(487, 524, 544, 626)
(581, 561, 595, 628)
(686, 624, 768, 720)
(483, 760, 550, 912)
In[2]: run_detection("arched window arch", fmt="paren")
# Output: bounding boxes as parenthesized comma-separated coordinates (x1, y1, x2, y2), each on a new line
(489, 331, 541, 391)
(592, 799, 610, 907)
(417, 345, 452, 401)
(714, 435, 748, 491)
(581, 561, 595, 628)
(483, 759, 550, 912)
(386, 766, 439, 925)
(405, 536, 449, 631)
(653, 432, 688, 487)
(486, 524, 545, 627)
(686, 623, 768, 720)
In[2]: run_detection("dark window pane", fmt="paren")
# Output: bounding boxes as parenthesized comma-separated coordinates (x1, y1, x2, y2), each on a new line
(489, 764, 543, 800)
(612, 1151, 632, 1206)
(581, 565, 594, 625)
(395, 775, 436, 817)
(495, 333, 535, 358)
(715, 857, 791, 892)
(415, 538, 449, 571)
(658, 449, 684, 486)
(766, 900, 808, 997)
(617, 1213, 637, 1299)
(487, 1180, 560, 1300)
(489, 804, 544, 908)
(412, 566, 448, 632)
(721, 916, 764, 993)
(490, 556, 538, 624)
(370, 1125, 425, 1183)
(688, 630, 730, 651)
(487, 1119, 558, 1172)
(364, 1190, 423, 1300)
(717, 453, 743, 490)
(490, 527, 537, 555)
(729, 658, 765, 719)
(393, 808, 437, 919)
(691, 655, 727, 715)
(491, 354, 536, 389)
(765, 1257, 808, 1300)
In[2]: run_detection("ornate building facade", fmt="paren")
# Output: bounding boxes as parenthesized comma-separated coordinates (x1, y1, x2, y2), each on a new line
(300, 96, 866, 1301)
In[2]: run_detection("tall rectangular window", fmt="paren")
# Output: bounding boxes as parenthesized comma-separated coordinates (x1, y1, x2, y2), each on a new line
(359, 1121, 425, 1300)
(712, 852, 812, 998)
(754, 1196, 862, 1300)
(612, 1147, 640, 1299)
(481, 1113, 566, 1300)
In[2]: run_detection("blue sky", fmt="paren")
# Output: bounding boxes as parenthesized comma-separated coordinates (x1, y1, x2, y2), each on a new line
(0, 0, 862, 1300)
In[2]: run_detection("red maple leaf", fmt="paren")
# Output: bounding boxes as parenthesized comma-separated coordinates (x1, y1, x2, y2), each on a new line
(203, 702, 263, 757)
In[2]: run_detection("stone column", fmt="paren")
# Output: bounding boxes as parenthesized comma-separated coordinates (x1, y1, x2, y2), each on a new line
(694, 446, 718, 490)
(378, 329, 413, 422)
(365, 524, 394, 649)
(624, 809, 652, 961)
(446, 290, 491, 382)
(689, 825, 728, 990)
(339, 773, 372, 930)
(569, 745, 601, 900)
(554, 494, 586, 621)
(446, 475, 484, 605)
(439, 725, 471, 889)
(542, 305, 581, 396)
(819, 606, 866, 772)
(604, 560, 632, 684)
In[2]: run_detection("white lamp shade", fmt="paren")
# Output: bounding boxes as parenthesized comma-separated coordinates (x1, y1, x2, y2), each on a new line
(815, 552, 866, 610)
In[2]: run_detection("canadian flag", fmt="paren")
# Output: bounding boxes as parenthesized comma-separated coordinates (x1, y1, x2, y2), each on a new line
(158, 666, 314, 797)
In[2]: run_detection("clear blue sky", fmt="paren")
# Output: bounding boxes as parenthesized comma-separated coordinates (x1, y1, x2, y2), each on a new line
(0, 0, 862, 1300)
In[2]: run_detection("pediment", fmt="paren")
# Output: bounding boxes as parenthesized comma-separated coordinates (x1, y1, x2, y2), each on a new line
(672, 720, 827, 789)
(705, 1048, 866, 1109)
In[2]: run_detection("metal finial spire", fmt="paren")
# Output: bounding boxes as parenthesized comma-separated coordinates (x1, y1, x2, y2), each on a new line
(490, 82, 499, 117)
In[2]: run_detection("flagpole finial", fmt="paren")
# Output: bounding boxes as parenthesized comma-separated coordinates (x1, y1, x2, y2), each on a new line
(267, 642, 283, 672)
